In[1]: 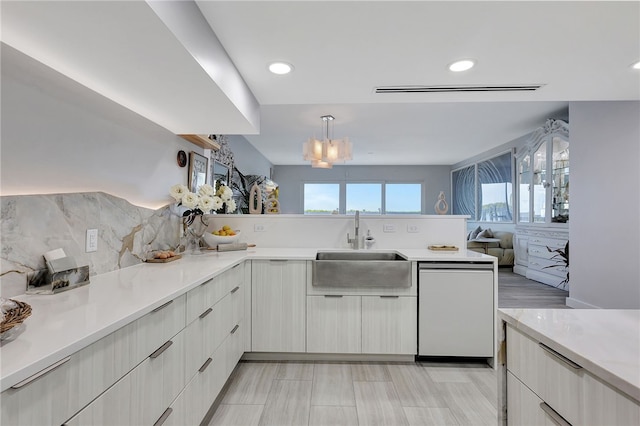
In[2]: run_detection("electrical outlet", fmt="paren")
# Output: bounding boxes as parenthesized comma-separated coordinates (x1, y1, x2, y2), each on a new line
(407, 225, 419, 233)
(86, 228, 98, 252)
(383, 224, 396, 232)
(254, 224, 265, 232)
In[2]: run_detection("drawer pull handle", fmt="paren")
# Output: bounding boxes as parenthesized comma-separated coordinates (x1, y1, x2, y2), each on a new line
(11, 356, 71, 389)
(152, 300, 173, 313)
(324, 295, 343, 298)
(150, 340, 173, 359)
(153, 407, 173, 426)
(200, 278, 213, 287)
(538, 343, 582, 370)
(232, 264, 240, 269)
(230, 286, 240, 294)
(380, 295, 399, 298)
(230, 324, 240, 334)
(199, 357, 213, 373)
(539, 402, 572, 426)
(199, 307, 213, 319)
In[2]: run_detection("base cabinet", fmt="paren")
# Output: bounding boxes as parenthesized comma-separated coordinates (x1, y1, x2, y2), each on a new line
(362, 296, 417, 354)
(307, 295, 361, 353)
(251, 260, 306, 352)
(505, 324, 640, 426)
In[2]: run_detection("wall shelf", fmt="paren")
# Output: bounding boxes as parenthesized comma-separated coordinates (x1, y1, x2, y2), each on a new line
(179, 134, 221, 151)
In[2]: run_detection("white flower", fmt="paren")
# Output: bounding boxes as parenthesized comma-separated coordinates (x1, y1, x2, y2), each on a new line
(181, 192, 199, 209)
(212, 196, 224, 211)
(198, 184, 215, 197)
(199, 195, 215, 212)
(169, 184, 188, 202)
(218, 185, 233, 201)
(225, 199, 237, 213)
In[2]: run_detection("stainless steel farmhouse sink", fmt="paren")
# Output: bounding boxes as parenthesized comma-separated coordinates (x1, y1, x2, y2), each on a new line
(312, 251, 411, 288)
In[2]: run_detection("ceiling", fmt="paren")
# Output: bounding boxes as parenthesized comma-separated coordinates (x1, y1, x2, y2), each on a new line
(196, 1, 640, 165)
(2, 1, 638, 166)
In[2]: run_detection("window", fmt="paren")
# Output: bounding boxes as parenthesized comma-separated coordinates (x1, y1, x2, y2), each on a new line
(304, 182, 423, 214)
(385, 184, 422, 214)
(346, 183, 381, 215)
(303, 183, 339, 215)
(452, 151, 513, 222)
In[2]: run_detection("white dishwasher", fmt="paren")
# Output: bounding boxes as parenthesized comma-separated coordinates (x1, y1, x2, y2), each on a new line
(418, 261, 494, 357)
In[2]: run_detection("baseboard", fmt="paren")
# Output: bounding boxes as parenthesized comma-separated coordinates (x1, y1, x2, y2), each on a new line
(513, 265, 527, 276)
(566, 297, 600, 309)
(242, 352, 415, 362)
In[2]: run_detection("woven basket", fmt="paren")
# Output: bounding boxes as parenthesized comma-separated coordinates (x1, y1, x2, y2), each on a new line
(1, 300, 32, 334)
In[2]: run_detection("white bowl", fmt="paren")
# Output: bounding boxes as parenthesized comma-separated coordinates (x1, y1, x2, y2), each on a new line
(203, 231, 241, 247)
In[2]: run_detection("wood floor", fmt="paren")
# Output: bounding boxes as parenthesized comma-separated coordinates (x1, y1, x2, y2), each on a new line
(207, 270, 568, 426)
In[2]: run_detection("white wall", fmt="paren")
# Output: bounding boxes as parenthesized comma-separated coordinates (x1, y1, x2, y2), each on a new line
(272, 165, 451, 214)
(1, 44, 198, 209)
(226, 135, 273, 178)
(568, 101, 640, 308)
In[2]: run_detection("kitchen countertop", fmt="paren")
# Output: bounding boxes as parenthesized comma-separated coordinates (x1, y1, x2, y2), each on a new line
(499, 308, 640, 402)
(1, 248, 494, 392)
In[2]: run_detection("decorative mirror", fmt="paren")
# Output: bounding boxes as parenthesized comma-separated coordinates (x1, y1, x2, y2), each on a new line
(209, 135, 234, 188)
(211, 160, 230, 188)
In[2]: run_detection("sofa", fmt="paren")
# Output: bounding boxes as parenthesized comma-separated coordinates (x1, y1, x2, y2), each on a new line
(466, 226, 514, 267)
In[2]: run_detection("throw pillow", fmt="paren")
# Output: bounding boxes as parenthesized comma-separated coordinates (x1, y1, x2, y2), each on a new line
(477, 228, 494, 238)
(469, 226, 482, 240)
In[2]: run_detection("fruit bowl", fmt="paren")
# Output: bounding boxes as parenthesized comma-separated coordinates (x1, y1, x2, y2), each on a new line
(203, 231, 241, 247)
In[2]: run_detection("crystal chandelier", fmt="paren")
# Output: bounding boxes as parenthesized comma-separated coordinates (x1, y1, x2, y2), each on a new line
(303, 115, 352, 169)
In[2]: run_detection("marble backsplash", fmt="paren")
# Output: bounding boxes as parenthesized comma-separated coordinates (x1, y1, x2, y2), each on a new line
(1, 192, 180, 298)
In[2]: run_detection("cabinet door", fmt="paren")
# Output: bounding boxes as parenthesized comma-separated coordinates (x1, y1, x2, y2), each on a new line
(507, 371, 549, 426)
(307, 295, 361, 353)
(514, 234, 529, 267)
(362, 296, 416, 355)
(251, 260, 306, 352)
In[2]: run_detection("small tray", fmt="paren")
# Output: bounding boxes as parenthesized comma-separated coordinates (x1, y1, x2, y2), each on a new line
(428, 245, 459, 252)
(146, 254, 182, 263)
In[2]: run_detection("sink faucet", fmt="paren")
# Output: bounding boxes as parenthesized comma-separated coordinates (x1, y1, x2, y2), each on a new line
(347, 210, 360, 249)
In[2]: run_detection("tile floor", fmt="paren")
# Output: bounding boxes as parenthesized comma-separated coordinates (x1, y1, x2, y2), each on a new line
(207, 269, 568, 425)
(208, 360, 496, 426)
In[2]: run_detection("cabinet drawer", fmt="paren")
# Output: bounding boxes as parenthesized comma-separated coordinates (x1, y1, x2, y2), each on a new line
(527, 236, 566, 249)
(527, 257, 568, 277)
(583, 372, 640, 426)
(507, 371, 548, 425)
(528, 244, 558, 260)
(506, 325, 582, 425)
(362, 296, 416, 355)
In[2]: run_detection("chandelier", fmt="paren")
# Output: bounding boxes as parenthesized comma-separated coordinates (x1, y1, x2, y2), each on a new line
(303, 115, 352, 169)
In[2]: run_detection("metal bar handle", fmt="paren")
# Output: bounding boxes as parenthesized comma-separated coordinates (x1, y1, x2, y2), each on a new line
(150, 340, 173, 359)
(539, 402, 572, 426)
(199, 307, 213, 319)
(230, 324, 239, 334)
(230, 286, 240, 294)
(153, 407, 173, 426)
(538, 343, 582, 370)
(380, 295, 399, 298)
(11, 356, 72, 389)
(151, 300, 173, 313)
(199, 357, 213, 373)
(324, 295, 343, 298)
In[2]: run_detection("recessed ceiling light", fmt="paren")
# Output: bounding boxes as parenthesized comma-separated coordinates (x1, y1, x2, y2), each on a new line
(632, 60, 640, 70)
(268, 62, 293, 75)
(449, 59, 475, 72)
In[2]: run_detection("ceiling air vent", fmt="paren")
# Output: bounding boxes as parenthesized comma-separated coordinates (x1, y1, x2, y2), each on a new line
(375, 84, 543, 93)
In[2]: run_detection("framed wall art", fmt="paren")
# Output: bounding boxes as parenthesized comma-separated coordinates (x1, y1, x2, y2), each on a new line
(188, 151, 209, 193)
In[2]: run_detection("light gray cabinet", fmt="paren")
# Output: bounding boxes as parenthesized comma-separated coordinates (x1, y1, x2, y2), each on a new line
(251, 260, 307, 352)
(307, 295, 361, 353)
(362, 296, 417, 355)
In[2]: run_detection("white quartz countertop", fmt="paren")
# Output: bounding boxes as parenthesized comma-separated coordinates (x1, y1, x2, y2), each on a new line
(1, 247, 493, 391)
(498, 308, 640, 402)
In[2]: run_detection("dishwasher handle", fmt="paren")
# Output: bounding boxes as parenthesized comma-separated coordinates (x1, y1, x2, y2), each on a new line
(418, 261, 493, 270)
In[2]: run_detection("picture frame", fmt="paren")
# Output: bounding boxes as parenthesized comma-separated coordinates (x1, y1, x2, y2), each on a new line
(210, 160, 230, 189)
(188, 151, 209, 193)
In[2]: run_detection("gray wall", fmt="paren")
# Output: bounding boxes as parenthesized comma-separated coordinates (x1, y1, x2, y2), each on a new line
(568, 101, 640, 308)
(272, 165, 451, 214)
(226, 135, 273, 178)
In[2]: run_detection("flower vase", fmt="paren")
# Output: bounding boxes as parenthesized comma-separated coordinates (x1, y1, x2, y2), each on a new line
(184, 215, 209, 255)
